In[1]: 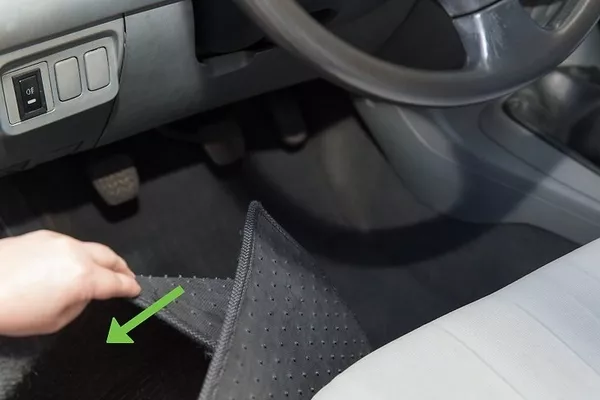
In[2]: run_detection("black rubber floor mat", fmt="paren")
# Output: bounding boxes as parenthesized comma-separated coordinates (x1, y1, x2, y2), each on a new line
(200, 202, 371, 400)
(135, 276, 233, 350)
(0, 203, 369, 400)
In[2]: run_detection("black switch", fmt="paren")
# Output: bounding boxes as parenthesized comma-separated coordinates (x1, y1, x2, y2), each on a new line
(13, 69, 47, 121)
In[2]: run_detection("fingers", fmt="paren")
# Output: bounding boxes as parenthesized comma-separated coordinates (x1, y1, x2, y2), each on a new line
(82, 242, 135, 278)
(89, 267, 141, 300)
(82, 242, 141, 300)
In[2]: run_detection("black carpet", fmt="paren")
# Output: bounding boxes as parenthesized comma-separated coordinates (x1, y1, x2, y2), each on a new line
(8, 300, 208, 400)
(0, 82, 579, 349)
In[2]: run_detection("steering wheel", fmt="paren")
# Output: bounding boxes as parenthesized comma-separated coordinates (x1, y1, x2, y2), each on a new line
(233, 0, 600, 107)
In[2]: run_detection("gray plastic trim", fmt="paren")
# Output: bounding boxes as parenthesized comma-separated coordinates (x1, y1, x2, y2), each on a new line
(0, 0, 179, 54)
(437, 0, 498, 16)
(481, 103, 600, 208)
(356, 99, 600, 244)
(0, 19, 123, 136)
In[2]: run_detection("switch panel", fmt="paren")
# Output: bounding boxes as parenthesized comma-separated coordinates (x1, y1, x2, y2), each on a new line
(84, 48, 110, 91)
(55, 57, 82, 101)
(12, 70, 47, 121)
(0, 22, 121, 136)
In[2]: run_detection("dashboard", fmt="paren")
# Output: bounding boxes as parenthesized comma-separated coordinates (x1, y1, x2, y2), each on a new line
(0, 0, 415, 175)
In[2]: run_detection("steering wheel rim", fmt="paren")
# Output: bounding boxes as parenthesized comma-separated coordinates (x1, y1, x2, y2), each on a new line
(233, 0, 600, 107)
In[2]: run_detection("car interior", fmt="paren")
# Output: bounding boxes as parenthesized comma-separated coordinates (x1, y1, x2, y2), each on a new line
(1, 0, 600, 399)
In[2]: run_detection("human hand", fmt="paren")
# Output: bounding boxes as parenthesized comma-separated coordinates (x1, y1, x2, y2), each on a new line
(0, 230, 141, 336)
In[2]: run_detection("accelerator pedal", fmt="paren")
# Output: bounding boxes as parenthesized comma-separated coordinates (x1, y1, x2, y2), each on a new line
(268, 91, 308, 148)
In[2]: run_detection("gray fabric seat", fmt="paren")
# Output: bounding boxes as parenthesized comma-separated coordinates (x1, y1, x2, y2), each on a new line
(314, 239, 600, 399)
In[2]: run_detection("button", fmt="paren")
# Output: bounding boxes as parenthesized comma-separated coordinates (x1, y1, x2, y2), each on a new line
(55, 57, 82, 101)
(12, 69, 47, 121)
(84, 48, 110, 91)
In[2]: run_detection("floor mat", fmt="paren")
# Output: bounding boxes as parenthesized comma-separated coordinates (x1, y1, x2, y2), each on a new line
(201, 203, 370, 400)
(2, 204, 369, 400)
(0, 82, 579, 349)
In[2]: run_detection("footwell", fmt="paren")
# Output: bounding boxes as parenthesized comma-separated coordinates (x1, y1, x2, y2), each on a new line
(1, 203, 369, 400)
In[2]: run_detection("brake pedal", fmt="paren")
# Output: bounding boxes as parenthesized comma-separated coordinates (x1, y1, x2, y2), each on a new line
(160, 117, 245, 167)
(200, 120, 245, 166)
(88, 154, 139, 206)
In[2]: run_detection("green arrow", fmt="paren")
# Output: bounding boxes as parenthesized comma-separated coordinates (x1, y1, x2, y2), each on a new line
(106, 285, 185, 344)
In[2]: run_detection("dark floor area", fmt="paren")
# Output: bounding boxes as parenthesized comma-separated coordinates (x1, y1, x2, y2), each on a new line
(0, 82, 578, 348)
(9, 300, 208, 400)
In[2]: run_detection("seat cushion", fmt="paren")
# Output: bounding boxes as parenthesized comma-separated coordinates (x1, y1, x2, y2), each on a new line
(314, 238, 600, 400)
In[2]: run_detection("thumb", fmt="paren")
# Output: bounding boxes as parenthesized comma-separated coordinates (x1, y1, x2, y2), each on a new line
(89, 268, 141, 300)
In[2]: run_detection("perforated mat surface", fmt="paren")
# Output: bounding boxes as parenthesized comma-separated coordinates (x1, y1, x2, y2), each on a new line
(200, 203, 371, 400)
